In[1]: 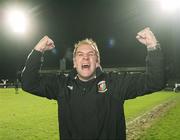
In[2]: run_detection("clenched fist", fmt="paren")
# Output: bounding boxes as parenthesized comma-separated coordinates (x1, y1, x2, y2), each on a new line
(34, 36, 55, 52)
(136, 27, 158, 48)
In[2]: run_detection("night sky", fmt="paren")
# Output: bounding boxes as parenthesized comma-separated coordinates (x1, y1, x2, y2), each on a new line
(0, 0, 179, 80)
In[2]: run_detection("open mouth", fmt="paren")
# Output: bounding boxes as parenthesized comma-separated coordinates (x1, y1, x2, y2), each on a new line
(81, 64, 90, 69)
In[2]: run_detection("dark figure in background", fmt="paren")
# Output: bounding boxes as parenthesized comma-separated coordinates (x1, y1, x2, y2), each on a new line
(14, 79, 19, 94)
(21, 27, 164, 140)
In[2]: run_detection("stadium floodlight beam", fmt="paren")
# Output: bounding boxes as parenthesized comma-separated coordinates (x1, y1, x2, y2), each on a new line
(6, 9, 28, 33)
(160, 0, 180, 12)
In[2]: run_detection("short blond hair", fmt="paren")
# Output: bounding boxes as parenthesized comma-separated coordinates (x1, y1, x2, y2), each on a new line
(73, 38, 100, 63)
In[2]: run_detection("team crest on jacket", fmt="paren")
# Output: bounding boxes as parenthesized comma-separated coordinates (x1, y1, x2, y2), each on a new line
(98, 80, 107, 93)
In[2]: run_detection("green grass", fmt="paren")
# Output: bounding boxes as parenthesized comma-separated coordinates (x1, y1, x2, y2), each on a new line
(0, 89, 59, 140)
(138, 94, 180, 140)
(0, 89, 179, 140)
(124, 91, 178, 121)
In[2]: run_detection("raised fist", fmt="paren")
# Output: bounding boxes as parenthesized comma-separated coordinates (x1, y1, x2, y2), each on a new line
(136, 27, 158, 48)
(34, 36, 55, 52)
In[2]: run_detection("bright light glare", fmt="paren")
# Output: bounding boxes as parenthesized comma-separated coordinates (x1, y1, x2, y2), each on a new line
(6, 9, 28, 33)
(161, 0, 180, 12)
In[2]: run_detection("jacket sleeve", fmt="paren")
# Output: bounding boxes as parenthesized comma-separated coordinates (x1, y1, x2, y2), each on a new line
(21, 50, 60, 100)
(113, 48, 165, 100)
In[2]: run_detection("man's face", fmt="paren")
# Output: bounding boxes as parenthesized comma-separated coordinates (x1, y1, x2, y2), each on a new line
(73, 44, 99, 81)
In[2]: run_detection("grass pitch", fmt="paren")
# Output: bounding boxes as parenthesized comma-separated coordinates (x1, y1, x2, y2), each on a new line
(139, 93, 180, 140)
(0, 89, 59, 140)
(124, 91, 178, 121)
(0, 89, 179, 140)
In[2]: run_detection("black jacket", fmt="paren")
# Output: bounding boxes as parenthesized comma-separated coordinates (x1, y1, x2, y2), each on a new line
(21, 49, 164, 140)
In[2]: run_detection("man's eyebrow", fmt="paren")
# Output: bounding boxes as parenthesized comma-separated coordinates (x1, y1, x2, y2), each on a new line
(76, 51, 83, 54)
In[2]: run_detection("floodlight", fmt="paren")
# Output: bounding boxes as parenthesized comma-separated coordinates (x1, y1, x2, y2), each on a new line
(160, 0, 180, 12)
(6, 9, 28, 33)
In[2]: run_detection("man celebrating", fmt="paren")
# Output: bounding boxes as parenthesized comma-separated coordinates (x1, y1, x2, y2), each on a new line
(22, 27, 164, 140)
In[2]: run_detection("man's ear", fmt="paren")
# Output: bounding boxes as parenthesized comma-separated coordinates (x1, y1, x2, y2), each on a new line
(96, 62, 100, 68)
(96, 62, 102, 70)
(73, 58, 76, 68)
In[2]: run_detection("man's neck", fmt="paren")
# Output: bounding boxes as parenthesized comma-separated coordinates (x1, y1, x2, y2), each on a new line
(77, 74, 96, 82)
